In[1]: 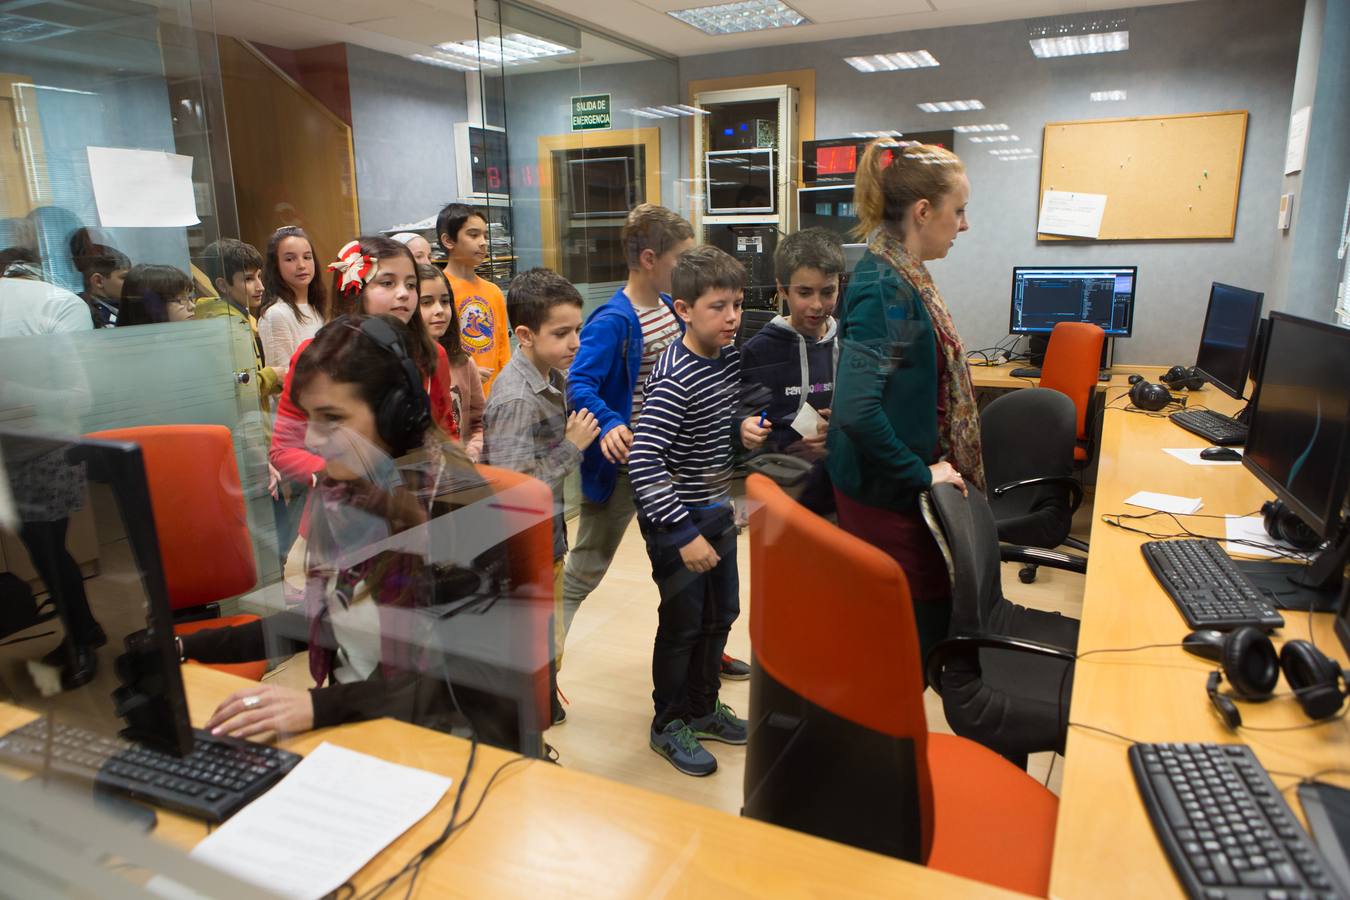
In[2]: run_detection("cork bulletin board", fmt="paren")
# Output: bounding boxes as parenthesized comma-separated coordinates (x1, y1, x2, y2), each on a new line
(1038, 110, 1249, 241)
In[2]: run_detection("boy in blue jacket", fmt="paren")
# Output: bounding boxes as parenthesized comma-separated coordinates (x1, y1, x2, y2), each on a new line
(563, 204, 693, 650)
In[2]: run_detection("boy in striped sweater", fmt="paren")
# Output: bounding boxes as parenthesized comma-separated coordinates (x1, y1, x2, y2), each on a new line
(629, 246, 769, 776)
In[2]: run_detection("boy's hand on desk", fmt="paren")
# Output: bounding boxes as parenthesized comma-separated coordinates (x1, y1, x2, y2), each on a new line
(206, 683, 314, 739)
(600, 424, 633, 463)
(565, 408, 601, 452)
(679, 534, 721, 573)
(740, 416, 770, 450)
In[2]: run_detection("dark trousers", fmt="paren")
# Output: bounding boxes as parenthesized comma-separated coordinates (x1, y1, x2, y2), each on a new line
(639, 503, 739, 731)
(19, 518, 101, 646)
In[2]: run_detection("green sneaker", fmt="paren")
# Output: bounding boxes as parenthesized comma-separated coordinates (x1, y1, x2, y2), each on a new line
(650, 719, 717, 776)
(689, 701, 748, 745)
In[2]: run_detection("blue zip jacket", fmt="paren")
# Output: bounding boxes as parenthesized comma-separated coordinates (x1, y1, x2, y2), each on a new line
(567, 286, 684, 503)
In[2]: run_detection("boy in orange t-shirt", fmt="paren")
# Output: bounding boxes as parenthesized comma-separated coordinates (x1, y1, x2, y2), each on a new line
(437, 202, 511, 395)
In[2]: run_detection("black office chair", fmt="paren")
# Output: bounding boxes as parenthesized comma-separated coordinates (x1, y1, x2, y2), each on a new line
(920, 483, 1080, 768)
(981, 388, 1088, 583)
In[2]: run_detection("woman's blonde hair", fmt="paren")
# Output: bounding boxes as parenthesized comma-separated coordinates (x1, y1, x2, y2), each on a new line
(852, 140, 966, 241)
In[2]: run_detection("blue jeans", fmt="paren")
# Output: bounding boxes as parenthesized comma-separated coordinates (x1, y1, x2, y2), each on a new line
(639, 503, 740, 731)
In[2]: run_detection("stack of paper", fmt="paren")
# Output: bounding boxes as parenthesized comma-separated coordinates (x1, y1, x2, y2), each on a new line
(1123, 491, 1204, 515)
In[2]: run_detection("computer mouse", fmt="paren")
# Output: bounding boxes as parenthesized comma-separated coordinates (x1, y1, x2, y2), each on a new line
(1200, 447, 1241, 461)
(1128, 374, 1144, 385)
(1181, 629, 1227, 662)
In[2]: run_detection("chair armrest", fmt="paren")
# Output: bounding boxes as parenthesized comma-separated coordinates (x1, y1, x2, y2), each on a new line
(999, 543, 1088, 574)
(924, 634, 1077, 695)
(990, 475, 1085, 513)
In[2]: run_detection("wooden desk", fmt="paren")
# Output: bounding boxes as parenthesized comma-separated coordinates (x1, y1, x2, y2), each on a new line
(1049, 385, 1350, 899)
(968, 361, 1170, 392)
(1, 665, 1013, 898)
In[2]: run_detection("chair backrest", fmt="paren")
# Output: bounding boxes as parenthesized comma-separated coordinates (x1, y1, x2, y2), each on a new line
(472, 464, 555, 751)
(86, 425, 255, 611)
(980, 388, 1078, 547)
(745, 474, 935, 862)
(1038, 322, 1105, 441)
(921, 483, 1009, 636)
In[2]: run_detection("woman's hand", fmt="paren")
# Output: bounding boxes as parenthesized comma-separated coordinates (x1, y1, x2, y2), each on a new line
(205, 683, 315, 740)
(929, 460, 967, 496)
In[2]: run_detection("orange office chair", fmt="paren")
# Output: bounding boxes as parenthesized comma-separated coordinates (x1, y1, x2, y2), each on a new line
(744, 474, 1058, 897)
(87, 425, 265, 681)
(1037, 321, 1106, 466)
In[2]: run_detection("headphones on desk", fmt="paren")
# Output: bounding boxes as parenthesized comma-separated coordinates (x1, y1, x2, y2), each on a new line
(1205, 626, 1348, 730)
(1128, 377, 1184, 412)
(1261, 500, 1323, 551)
(1161, 365, 1207, 391)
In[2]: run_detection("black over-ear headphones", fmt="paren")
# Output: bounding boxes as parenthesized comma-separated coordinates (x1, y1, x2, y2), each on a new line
(1205, 626, 1348, 729)
(1261, 499, 1323, 551)
(1161, 365, 1207, 391)
(354, 316, 432, 453)
(1129, 378, 1182, 412)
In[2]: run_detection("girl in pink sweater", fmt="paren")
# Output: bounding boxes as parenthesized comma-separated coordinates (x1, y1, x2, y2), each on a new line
(417, 263, 484, 461)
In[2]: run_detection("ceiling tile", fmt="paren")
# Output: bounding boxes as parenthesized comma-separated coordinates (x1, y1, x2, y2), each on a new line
(790, 0, 932, 22)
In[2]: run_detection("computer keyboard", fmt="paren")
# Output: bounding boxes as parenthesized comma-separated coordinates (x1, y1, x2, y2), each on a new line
(1141, 539, 1284, 630)
(0, 718, 301, 822)
(1170, 409, 1248, 446)
(1131, 742, 1344, 898)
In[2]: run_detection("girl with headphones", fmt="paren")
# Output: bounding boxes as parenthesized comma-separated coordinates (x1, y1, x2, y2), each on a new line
(179, 314, 520, 746)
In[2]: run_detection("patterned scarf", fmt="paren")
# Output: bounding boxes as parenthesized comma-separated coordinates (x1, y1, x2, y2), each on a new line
(868, 231, 985, 491)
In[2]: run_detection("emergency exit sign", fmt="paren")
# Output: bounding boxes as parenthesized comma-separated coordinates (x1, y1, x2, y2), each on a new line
(571, 94, 611, 131)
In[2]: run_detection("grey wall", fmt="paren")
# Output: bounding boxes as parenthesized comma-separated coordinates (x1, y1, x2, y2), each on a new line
(677, 0, 1305, 365)
(496, 58, 684, 272)
(346, 45, 469, 234)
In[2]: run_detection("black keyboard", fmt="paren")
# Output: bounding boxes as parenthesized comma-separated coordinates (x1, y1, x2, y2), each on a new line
(0, 718, 300, 821)
(1141, 539, 1284, 630)
(1131, 742, 1344, 898)
(1170, 409, 1248, 446)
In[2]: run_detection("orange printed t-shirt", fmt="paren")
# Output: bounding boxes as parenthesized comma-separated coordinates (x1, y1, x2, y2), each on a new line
(445, 271, 512, 396)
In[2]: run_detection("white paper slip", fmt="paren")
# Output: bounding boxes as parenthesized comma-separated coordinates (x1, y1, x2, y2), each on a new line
(1225, 514, 1301, 558)
(1123, 491, 1204, 515)
(789, 403, 825, 439)
(160, 742, 451, 900)
(87, 146, 201, 227)
(1037, 190, 1108, 239)
(1162, 447, 1244, 466)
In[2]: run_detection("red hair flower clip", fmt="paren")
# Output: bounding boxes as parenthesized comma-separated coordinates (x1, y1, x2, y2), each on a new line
(329, 240, 378, 296)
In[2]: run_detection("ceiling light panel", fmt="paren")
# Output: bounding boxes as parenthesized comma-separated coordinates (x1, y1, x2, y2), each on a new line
(916, 99, 984, 113)
(1090, 90, 1128, 102)
(968, 135, 1019, 143)
(953, 123, 1009, 133)
(1028, 17, 1129, 58)
(434, 32, 571, 66)
(409, 53, 477, 72)
(844, 50, 938, 72)
(668, 1, 808, 35)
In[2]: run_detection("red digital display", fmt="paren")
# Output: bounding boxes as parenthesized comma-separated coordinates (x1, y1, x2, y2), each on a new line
(816, 145, 857, 176)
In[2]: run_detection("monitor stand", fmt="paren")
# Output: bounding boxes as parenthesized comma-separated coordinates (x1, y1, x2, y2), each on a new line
(1098, 337, 1115, 382)
(1234, 529, 1350, 613)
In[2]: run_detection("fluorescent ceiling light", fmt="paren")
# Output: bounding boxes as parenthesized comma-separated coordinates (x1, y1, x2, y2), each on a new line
(625, 105, 708, 119)
(434, 32, 572, 67)
(844, 50, 938, 73)
(409, 53, 478, 72)
(1090, 90, 1128, 102)
(953, 123, 1009, 133)
(849, 130, 904, 139)
(968, 135, 1020, 143)
(916, 99, 984, 113)
(1028, 17, 1129, 58)
(669, 1, 808, 35)
(990, 148, 1035, 157)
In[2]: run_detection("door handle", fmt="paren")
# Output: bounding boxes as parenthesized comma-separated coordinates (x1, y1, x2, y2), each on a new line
(234, 370, 251, 385)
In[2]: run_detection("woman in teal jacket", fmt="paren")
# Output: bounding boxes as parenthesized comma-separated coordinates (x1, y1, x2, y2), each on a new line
(826, 140, 983, 658)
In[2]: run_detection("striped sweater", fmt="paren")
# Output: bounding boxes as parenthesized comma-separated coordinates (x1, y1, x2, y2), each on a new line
(629, 340, 740, 547)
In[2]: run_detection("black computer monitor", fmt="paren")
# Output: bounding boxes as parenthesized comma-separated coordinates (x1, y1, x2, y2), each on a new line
(1241, 312, 1350, 542)
(1194, 282, 1264, 399)
(1008, 266, 1137, 337)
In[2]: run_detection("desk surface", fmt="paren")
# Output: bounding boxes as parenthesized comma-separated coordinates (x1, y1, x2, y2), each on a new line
(968, 361, 1170, 392)
(1048, 385, 1350, 899)
(0, 665, 1013, 898)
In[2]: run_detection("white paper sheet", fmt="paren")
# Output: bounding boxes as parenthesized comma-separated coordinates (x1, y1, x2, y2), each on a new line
(1225, 514, 1300, 558)
(1123, 491, 1203, 515)
(1162, 447, 1244, 467)
(87, 147, 201, 227)
(789, 403, 825, 439)
(1284, 106, 1311, 175)
(163, 742, 451, 900)
(1037, 190, 1108, 239)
